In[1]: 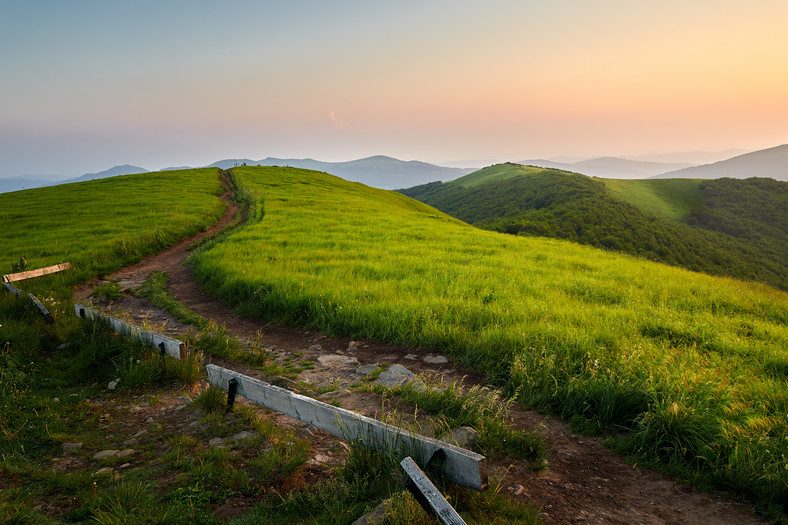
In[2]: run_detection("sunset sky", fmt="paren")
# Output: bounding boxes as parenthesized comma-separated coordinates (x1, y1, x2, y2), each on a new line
(2, 0, 787, 177)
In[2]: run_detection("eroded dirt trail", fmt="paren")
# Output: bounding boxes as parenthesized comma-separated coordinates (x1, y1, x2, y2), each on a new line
(74, 185, 765, 525)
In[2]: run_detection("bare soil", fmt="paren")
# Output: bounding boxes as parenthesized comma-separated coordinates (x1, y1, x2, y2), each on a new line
(73, 185, 766, 524)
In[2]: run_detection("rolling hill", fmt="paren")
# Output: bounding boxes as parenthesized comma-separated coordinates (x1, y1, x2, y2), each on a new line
(190, 166, 787, 515)
(2, 166, 787, 517)
(400, 163, 788, 290)
(654, 143, 788, 180)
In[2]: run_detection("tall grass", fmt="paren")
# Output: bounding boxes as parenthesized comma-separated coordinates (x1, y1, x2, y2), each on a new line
(0, 168, 225, 290)
(192, 166, 788, 517)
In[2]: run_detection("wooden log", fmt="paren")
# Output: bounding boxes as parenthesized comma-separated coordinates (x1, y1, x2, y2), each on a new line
(206, 364, 488, 491)
(2, 281, 23, 296)
(401, 456, 467, 525)
(3, 262, 71, 283)
(29, 293, 55, 323)
(74, 303, 184, 360)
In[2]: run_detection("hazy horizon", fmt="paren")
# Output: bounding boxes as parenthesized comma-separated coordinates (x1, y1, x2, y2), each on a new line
(2, 1, 786, 179)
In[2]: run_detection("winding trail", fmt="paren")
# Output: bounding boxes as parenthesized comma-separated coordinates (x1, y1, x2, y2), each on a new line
(74, 174, 765, 525)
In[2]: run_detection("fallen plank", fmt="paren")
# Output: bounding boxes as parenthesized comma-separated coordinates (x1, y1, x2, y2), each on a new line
(2, 281, 23, 296)
(206, 364, 488, 491)
(74, 303, 184, 360)
(401, 456, 467, 525)
(3, 262, 71, 283)
(29, 293, 55, 323)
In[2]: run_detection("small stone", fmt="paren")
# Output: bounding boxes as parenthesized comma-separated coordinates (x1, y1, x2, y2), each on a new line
(376, 364, 415, 388)
(107, 380, 118, 390)
(174, 404, 187, 411)
(209, 437, 225, 447)
(351, 499, 390, 525)
(317, 354, 359, 368)
(93, 450, 119, 460)
(404, 354, 419, 360)
(56, 342, 71, 350)
(62, 442, 82, 454)
(335, 350, 345, 355)
(131, 430, 147, 438)
(513, 484, 526, 496)
(116, 449, 136, 459)
(94, 467, 114, 476)
(118, 463, 132, 469)
(347, 341, 359, 350)
(52, 397, 60, 403)
(423, 354, 449, 364)
(231, 431, 256, 441)
(440, 426, 480, 449)
(308, 344, 322, 351)
(354, 364, 378, 376)
(317, 389, 352, 401)
(145, 417, 154, 423)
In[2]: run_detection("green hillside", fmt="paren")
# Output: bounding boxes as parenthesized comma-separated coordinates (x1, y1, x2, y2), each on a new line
(399, 164, 788, 291)
(602, 178, 705, 222)
(193, 166, 788, 516)
(0, 168, 226, 288)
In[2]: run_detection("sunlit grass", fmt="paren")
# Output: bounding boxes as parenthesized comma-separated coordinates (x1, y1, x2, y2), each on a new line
(0, 168, 225, 290)
(192, 166, 788, 516)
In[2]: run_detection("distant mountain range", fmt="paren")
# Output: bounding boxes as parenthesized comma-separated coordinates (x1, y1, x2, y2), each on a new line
(2, 145, 786, 194)
(0, 156, 473, 194)
(652, 144, 788, 180)
(205, 155, 476, 189)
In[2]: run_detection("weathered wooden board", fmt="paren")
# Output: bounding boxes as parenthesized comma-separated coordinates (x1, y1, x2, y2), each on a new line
(3, 262, 71, 283)
(2, 281, 23, 296)
(206, 364, 489, 491)
(74, 303, 184, 360)
(29, 293, 55, 323)
(401, 456, 467, 525)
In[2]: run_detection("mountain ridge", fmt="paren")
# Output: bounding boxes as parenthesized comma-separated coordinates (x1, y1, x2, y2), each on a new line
(653, 144, 788, 180)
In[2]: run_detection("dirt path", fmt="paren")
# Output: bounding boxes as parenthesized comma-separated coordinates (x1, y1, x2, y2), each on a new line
(74, 183, 765, 525)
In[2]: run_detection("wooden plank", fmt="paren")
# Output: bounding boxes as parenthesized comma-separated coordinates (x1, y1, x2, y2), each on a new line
(206, 364, 488, 491)
(3, 262, 71, 283)
(74, 303, 184, 360)
(29, 293, 55, 323)
(401, 456, 467, 525)
(2, 281, 23, 296)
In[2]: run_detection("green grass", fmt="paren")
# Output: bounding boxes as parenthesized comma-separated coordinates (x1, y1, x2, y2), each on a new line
(0, 168, 226, 291)
(193, 166, 788, 518)
(602, 178, 705, 222)
(451, 162, 548, 188)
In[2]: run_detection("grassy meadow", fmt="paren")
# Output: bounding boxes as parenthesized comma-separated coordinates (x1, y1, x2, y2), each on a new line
(1, 169, 541, 524)
(193, 166, 788, 517)
(0, 168, 226, 292)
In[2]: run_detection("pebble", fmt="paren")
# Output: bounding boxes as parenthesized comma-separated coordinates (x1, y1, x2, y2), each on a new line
(62, 442, 82, 454)
(317, 389, 352, 401)
(93, 450, 119, 460)
(423, 354, 449, 364)
(231, 431, 256, 441)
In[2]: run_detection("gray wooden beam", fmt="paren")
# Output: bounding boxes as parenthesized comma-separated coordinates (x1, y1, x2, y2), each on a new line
(206, 364, 489, 491)
(2, 281, 23, 296)
(29, 293, 55, 323)
(401, 456, 467, 525)
(74, 303, 184, 359)
(3, 262, 71, 283)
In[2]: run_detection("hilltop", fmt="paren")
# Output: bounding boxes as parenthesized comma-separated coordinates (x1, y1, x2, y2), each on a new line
(400, 163, 788, 290)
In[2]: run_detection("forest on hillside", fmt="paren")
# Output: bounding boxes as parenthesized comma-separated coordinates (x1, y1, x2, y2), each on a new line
(400, 170, 788, 291)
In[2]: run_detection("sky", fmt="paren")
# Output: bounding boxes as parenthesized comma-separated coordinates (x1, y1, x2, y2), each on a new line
(1, 0, 787, 178)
